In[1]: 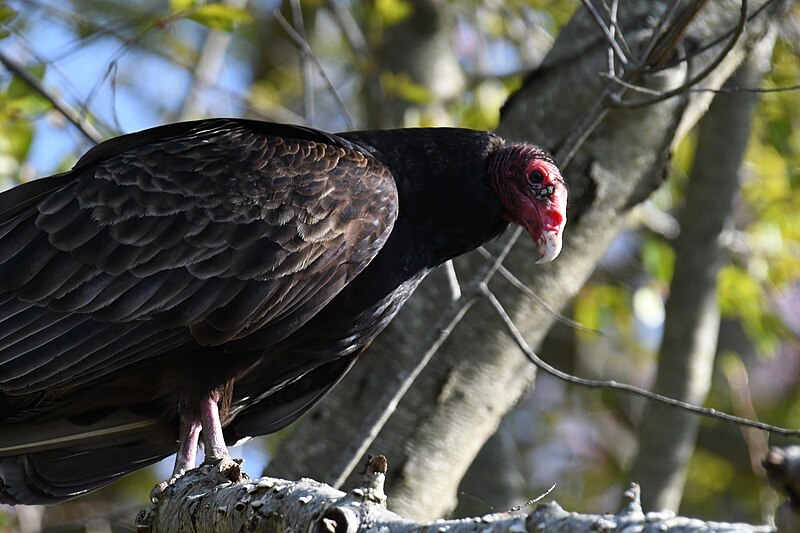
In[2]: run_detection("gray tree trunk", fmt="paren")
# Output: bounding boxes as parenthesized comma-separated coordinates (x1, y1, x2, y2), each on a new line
(627, 30, 778, 512)
(267, 0, 788, 520)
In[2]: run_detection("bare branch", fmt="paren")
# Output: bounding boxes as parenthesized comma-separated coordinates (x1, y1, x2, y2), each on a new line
(580, 0, 630, 66)
(689, 83, 800, 94)
(644, 0, 711, 66)
(475, 247, 602, 335)
(481, 285, 800, 438)
(0, 51, 104, 144)
(179, 0, 248, 120)
(443, 260, 462, 301)
(611, 0, 749, 108)
(274, 9, 354, 129)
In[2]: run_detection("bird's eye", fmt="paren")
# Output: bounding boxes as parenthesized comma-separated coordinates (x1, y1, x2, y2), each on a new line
(529, 168, 545, 183)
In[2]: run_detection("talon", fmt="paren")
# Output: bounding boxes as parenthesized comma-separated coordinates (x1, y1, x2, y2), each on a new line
(150, 480, 170, 503)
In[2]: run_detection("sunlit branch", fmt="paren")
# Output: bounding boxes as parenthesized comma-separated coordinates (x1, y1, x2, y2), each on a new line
(689, 83, 800, 94)
(580, 0, 629, 66)
(0, 50, 104, 144)
(443, 261, 462, 301)
(180, 0, 248, 120)
(652, 0, 779, 73)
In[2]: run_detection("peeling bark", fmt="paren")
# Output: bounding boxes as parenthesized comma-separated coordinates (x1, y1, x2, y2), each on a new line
(138, 461, 776, 532)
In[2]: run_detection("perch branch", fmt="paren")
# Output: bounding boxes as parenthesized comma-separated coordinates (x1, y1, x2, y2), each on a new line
(136, 459, 776, 532)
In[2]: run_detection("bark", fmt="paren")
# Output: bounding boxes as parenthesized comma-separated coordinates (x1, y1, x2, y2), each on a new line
(138, 459, 777, 533)
(267, 0, 789, 521)
(627, 29, 778, 512)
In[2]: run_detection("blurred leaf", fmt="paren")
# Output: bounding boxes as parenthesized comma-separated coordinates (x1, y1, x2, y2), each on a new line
(188, 4, 253, 32)
(6, 64, 46, 99)
(457, 80, 509, 130)
(374, 0, 413, 26)
(380, 71, 433, 105)
(574, 283, 632, 341)
(641, 236, 675, 284)
(0, 5, 18, 24)
(171, 0, 197, 11)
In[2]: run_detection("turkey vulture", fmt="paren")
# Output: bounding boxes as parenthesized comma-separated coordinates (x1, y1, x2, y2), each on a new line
(0, 119, 567, 504)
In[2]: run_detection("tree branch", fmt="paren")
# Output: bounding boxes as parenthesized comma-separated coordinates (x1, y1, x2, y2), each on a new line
(0, 51, 104, 144)
(137, 460, 777, 532)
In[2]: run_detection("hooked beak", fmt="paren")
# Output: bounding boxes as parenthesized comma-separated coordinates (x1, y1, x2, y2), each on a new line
(534, 229, 563, 263)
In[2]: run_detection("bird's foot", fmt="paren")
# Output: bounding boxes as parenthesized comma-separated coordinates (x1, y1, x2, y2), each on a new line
(150, 475, 181, 503)
(203, 455, 245, 484)
(149, 457, 245, 503)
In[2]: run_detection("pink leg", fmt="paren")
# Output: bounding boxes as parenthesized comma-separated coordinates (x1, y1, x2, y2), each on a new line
(172, 415, 201, 477)
(199, 395, 229, 462)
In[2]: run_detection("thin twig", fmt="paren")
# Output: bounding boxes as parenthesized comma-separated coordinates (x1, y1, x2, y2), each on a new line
(639, 0, 685, 64)
(644, 0, 710, 66)
(689, 83, 800, 94)
(580, 0, 629, 66)
(611, 0, 749, 108)
(507, 483, 557, 512)
(290, 0, 315, 126)
(330, 228, 524, 489)
(179, 0, 248, 120)
(605, 0, 619, 76)
(600, 0, 633, 60)
(482, 286, 800, 438)
(0, 51, 104, 144)
(475, 247, 602, 335)
(443, 260, 462, 301)
(274, 10, 354, 129)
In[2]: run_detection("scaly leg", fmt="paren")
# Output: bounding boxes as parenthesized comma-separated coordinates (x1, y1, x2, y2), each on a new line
(172, 415, 201, 477)
(199, 394, 229, 462)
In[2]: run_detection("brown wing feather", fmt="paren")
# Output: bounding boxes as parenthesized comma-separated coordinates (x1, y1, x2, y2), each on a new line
(0, 120, 397, 393)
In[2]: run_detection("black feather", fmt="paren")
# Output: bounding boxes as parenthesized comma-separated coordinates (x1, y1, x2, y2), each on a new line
(0, 119, 520, 505)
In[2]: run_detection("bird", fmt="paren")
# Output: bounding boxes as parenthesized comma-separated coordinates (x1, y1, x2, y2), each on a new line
(0, 118, 567, 504)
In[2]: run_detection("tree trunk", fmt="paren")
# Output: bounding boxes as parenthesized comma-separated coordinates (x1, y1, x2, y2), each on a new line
(627, 29, 778, 512)
(267, 0, 788, 520)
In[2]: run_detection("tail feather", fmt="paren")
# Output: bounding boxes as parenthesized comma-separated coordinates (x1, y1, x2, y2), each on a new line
(0, 411, 175, 504)
(1, 442, 173, 504)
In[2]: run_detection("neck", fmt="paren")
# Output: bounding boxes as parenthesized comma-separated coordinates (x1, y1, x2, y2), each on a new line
(331, 128, 510, 314)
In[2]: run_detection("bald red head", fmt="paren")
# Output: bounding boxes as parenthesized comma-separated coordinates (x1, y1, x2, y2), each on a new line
(490, 145, 568, 263)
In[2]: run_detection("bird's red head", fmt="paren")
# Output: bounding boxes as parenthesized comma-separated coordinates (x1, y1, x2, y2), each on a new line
(490, 145, 568, 263)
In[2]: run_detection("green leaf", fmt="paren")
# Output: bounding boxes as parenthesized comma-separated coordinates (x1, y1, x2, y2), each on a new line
(170, 0, 197, 11)
(380, 71, 433, 105)
(373, 0, 413, 25)
(187, 4, 253, 32)
(0, 5, 18, 24)
(7, 64, 46, 100)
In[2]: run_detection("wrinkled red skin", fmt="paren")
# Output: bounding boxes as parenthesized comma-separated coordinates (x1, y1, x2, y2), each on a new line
(497, 154, 568, 263)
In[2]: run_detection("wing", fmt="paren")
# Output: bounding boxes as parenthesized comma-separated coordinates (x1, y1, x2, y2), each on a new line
(0, 119, 398, 394)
